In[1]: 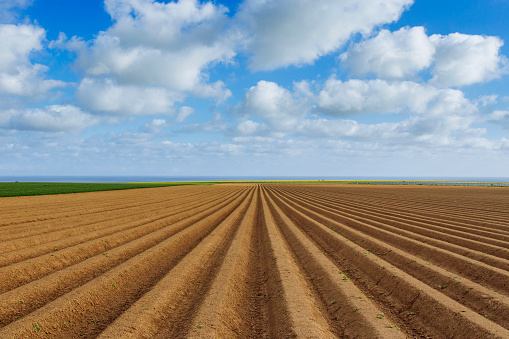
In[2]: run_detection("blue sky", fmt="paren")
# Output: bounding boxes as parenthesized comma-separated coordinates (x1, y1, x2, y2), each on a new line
(1, 0, 508, 177)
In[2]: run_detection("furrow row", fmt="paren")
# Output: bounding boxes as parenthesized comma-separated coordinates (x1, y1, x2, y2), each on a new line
(0, 186, 235, 239)
(285, 185, 509, 239)
(0, 188, 242, 265)
(293, 185, 509, 230)
(268, 185, 509, 337)
(304, 185, 509, 227)
(0, 186, 254, 337)
(1, 183, 507, 338)
(0, 187, 246, 294)
(275, 186, 509, 263)
(0, 186, 210, 226)
(270, 186, 509, 285)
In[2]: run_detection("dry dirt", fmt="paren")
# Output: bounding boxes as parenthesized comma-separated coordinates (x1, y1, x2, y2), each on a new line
(0, 183, 508, 338)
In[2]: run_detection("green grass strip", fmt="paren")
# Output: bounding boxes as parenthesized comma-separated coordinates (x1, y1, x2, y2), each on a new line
(0, 182, 218, 197)
(2, 179, 507, 197)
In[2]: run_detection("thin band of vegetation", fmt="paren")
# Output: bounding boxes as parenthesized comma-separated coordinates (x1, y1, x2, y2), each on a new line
(1, 178, 507, 197)
(0, 182, 218, 197)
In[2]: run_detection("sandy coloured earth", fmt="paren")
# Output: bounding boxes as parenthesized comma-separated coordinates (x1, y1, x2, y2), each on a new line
(0, 183, 508, 338)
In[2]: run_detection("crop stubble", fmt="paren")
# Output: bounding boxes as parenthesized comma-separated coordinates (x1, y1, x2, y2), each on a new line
(0, 183, 508, 338)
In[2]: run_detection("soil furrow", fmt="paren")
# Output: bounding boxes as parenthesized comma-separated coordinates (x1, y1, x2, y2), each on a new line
(269, 187, 509, 329)
(275, 186, 509, 262)
(269, 187, 509, 294)
(282, 186, 509, 243)
(0, 186, 218, 229)
(0, 187, 236, 247)
(268, 185, 509, 338)
(0, 183, 507, 338)
(95, 187, 256, 339)
(183, 186, 260, 338)
(263, 187, 407, 338)
(0, 188, 241, 266)
(296, 185, 509, 228)
(0, 187, 246, 302)
(0, 188, 252, 335)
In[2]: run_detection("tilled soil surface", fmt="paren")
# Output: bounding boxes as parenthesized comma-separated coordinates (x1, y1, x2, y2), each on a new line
(0, 183, 508, 338)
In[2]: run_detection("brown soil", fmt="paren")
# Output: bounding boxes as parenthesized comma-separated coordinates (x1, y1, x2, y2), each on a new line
(0, 183, 508, 338)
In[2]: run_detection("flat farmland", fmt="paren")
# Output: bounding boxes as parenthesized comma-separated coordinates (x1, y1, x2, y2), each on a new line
(0, 184, 508, 338)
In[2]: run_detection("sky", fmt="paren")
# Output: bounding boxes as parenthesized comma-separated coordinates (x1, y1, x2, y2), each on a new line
(0, 0, 508, 177)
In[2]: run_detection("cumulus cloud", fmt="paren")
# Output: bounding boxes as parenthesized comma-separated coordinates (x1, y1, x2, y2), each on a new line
(235, 80, 309, 133)
(489, 110, 509, 128)
(229, 112, 486, 148)
(0, 23, 44, 71)
(318, 79, 433, 115)
(74, 0, 236, 101)
(293, 113, 485, 148)
(49, 32, 87, 53)
(0, 24, 66, 97)
(230, 119, 270, 137)
(5, 105, 98, 132)
(0, 0, 33, 23)
(340, 26, 435, 79)
(236, 0, 413, 70)
(226, 78, 487, 149)
(430, 33, 508, 87)
(0, 64, 66, 96)
(490, 110, 509, 121)
(340, 27, 508, 87)
(317, 78, 477, 117)
(76, 78, 179, 116)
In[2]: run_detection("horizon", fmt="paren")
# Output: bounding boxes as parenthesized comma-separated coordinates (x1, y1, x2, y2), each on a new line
(1, 0, 508, 176)
(2, 174, 509, 183)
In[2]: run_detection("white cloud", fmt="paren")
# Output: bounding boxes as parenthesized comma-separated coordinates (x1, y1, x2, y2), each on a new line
(340, 26, 435, 79)
(140, 118, 167, 133)
(232, 119, 269, 136)
(318, 79, 433, 115)
(6, 105, 98, 132)
(475, 95, 498, 107)
(227, 78, 487, 150)
(0, 24, 44, 71)
(75, 0, 236, 101)
(0, 0, 33, 23)
(49, 32, 86, 52)
(0, 64, 66, 96)
(175, 106, 194, 123)
(181, 113, 227, 133)
(489, 110, 509, 128)
(232, 136, 275, 143)
(339, 27, 508, 87)
(317, 78, 476, 117)
(236, 0, 413, 70)
(235, 80, 308, 133)
(0, 24, 66, 97)
(228, 112, 488, 149)
(76, 78, 178, 116)
(490, 110, 509, 120)
(295, 113, 486, 148)
(430, 33, 507, 87)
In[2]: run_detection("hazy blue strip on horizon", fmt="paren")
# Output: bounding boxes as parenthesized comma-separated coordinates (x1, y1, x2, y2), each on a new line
(1, 176, 509, 184)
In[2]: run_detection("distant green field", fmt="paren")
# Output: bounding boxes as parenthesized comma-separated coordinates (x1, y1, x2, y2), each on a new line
(1, 179, 506, 198)
(0, 182, 218, 197)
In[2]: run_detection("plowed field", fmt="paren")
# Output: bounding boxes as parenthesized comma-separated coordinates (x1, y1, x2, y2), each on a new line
(1, 183, 508, 338)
